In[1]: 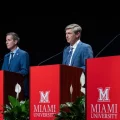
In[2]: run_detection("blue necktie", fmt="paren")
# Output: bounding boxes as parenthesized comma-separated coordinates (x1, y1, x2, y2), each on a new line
(9, 53, 14, 68)
(66, 47, 73, 65)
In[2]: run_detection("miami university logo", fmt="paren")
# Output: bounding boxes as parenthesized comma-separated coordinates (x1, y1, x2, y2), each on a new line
(39, 91, 50, 103)
(97, 87, 110, 102)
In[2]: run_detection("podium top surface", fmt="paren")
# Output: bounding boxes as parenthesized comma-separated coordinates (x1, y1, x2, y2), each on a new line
(30, 64, 62, 67)
(87, 55, 120, 61)
(30, 64, 82, 69)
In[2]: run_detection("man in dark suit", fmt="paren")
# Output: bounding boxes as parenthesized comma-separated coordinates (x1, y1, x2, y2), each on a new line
(62, 23, 93, 72)
(2, 32, 30, 99)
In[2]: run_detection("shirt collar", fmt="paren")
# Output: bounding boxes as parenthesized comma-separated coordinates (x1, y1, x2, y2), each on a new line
(70, 39, 81, 49)
(10, 47, 19, 54)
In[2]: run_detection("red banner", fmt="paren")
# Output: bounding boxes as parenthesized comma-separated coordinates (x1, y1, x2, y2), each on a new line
(86, 56, 120, 120)
(30, 65, 60, 120)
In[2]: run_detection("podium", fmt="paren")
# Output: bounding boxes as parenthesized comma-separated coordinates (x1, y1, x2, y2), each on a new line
(86, 56, 120, 120)
(30, 64, 83, 120)
(0, 70, 24, 120)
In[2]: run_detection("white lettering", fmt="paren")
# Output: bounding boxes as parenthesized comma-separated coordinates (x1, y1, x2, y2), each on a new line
(97, 87, 110, 102)
(39, 91, 50, 103)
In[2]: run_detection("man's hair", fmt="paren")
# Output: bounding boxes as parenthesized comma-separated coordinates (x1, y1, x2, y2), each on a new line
(6, 32, 20, 44)
(65, 23, 82, 34)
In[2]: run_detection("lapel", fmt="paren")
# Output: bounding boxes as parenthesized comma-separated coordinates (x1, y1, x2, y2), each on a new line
(9, 49, 20, 67)
(71, 42, 83, 65)
(13, 49, 20, 60)
(5, 53, 10, 70)
(64, 46, 70, 64)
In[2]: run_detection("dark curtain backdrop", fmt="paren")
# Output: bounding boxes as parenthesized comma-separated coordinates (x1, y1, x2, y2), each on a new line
(0, 16, 120, 68)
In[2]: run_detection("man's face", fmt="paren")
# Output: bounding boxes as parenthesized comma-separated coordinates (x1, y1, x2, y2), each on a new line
(65, 29, 80, 45)
(6, 35, 17, 51)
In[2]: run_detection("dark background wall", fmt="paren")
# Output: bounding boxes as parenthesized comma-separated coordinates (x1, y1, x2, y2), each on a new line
(0, 15, 120, 68)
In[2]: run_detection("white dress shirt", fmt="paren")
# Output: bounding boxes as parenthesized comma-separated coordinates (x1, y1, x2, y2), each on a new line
(69, 40, 80, 66)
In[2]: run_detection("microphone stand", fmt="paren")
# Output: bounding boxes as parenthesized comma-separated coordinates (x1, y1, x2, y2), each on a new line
(95, 33, 120, 57)
(38, 51, 63, 65)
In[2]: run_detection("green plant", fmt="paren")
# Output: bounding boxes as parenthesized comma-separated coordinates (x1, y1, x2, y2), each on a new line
(2, 95, 29, 120)
(54, 95, 85, 120)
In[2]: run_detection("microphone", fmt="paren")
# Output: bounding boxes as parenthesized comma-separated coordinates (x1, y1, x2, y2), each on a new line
(38, 46, 67, 65)
(95, 33, 120, 57)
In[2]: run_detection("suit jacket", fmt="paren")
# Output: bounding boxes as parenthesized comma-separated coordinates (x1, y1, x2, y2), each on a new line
(2, 48, 29, 75)
(2, 48, 30, 98)
(62, 42, 93, 71)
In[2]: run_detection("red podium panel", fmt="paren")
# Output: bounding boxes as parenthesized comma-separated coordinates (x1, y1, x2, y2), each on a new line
(0, 70, 24, 120)
(86, 56, 120, 120)
(30, 64, 83, 120)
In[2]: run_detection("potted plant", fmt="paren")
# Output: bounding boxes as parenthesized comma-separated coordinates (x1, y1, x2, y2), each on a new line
(0, 83, 29, 120)
(54, 95, 85, 120)
(2, 95, 29, 120)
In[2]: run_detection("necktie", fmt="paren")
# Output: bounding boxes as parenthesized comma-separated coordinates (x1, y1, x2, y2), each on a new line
(66, 47, 73, 65)
(9, 52, 14, 64)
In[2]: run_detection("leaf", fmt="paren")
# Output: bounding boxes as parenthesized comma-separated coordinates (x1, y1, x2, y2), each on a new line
(3, 95, 29, 120)
(55, 95, 85, 120)
(8, 96, 20, 107)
